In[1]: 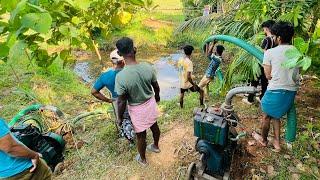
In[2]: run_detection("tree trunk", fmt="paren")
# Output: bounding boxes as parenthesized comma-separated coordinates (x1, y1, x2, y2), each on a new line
(91, 39, 104, 70)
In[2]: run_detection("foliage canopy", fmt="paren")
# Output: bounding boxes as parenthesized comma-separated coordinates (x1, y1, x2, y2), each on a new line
(0, 0, 143, 67)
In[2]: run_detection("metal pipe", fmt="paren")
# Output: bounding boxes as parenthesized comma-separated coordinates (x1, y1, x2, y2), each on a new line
(224, 86, 259, 106)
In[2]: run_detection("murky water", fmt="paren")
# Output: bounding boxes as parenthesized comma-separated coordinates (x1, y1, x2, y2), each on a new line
(153, 52, 183, 100)
(74, 52, 184, 100)
(73, 62, 94, 84)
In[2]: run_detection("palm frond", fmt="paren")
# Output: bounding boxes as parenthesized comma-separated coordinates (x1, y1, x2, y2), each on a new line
(175, 14, 217, 33)
(223, 50, 261, 92)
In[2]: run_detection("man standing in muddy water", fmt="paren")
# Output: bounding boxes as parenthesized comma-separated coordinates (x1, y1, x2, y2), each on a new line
(178, 45, 204, 108)
(115, 37, 161, 166)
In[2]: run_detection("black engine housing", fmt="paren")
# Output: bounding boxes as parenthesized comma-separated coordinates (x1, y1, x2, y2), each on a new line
(10, 124, 65, 170)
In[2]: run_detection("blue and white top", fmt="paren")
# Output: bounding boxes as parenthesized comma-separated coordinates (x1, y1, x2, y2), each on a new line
(205, 55, 222, 78)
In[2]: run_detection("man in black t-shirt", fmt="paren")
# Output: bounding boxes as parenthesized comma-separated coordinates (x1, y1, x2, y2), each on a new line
(243, 20, 276, 105)
(261, 20, 276, 51)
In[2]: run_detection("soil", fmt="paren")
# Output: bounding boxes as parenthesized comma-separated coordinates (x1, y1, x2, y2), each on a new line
(148, 123, 195, 168)
(129, 123, 196, 179)
(143, 18, 174, 30)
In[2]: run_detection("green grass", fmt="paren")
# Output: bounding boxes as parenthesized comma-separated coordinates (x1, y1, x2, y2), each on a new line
(0, 57, 108, 121)
(153, 0, 183, 10)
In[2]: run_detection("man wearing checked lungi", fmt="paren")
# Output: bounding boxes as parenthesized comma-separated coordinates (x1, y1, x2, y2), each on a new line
(115, 37, 161, 166)
(253, 21, 300, 152)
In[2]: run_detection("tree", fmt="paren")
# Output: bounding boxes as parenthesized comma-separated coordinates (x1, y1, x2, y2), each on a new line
(176, 0, 320, 90)
(0, 0, 143, 68)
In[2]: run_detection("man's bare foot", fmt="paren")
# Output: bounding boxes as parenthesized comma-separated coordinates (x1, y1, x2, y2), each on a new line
(135, 154, 148, 166)
(272, 140, 281, 153)
(252, 131, 267, 147)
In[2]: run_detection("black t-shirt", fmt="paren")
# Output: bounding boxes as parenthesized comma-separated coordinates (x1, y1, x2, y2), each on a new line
(261, 36, 276, 50)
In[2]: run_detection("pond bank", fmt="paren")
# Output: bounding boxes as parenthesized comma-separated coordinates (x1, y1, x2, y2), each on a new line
(73, 51, 184, 101)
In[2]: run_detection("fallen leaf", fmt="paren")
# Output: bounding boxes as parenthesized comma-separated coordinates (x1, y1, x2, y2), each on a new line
(252, 175, 262, 180)
(267, 165, 275, 177)
(288, 166, 298, 173)
(284, 154, 291, 159)
(312, 166, 319, 175)
(291, 173, 300, 180)
(260, 167, 266, 174)
(296, 163, 306, 172)
(248, 140, 256, 146)
(307, 156, 317, 164)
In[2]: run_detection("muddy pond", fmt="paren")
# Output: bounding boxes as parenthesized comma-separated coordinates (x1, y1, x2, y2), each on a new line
(74, 52, 184, 101)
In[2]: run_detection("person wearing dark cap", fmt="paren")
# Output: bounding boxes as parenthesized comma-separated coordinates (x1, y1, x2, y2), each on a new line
(115, 37, 161, 166)
(178, 45, 204, 108)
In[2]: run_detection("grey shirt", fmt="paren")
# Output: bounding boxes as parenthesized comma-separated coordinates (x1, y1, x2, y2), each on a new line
(115, 62, 157, 105)
(263, 45, 300, 91)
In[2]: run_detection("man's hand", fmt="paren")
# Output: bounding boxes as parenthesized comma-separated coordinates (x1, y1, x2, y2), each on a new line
(30, 153, 42, 173)
(117, 119, 123, 127)
(91, 89, 113, 104)
(151, 81, 160, 103)
(155, 95, 160, 103)
(191, 85, 200, 92)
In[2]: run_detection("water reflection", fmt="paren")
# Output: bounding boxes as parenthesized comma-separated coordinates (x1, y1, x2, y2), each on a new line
(74, 52, 184, 100)
(153, 52, 183, 100)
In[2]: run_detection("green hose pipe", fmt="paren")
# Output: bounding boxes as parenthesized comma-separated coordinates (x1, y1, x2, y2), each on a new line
(71, 111, 106, 125)
(285, 104, 297, 143)
(8, 104, 43, 127)
(203, 35, 264, 62)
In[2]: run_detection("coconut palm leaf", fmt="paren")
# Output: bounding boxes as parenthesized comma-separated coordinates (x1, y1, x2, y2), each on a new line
(223, 51, 261, 92)
(175, 14, 217, 33)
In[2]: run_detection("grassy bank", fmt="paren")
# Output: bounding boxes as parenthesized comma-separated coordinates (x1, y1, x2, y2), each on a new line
(0, 58, 100, 121)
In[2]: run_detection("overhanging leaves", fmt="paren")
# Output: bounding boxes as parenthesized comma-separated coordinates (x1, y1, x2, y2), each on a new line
(294, 37, 309, 54)
(21, 13, 52, 34)
(1, 0, 19, 11)
(8, 40, 27, 62)
(0, 43, 9, 58)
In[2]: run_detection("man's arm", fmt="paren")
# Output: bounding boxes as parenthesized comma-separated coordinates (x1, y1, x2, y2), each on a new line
(0, 133, 40, 172)
(187, 72, 195, 86)
(117, 94, 127, 125)
(0, 134, 39, 159)
(151, 81, 160, 102)
(91, 89, 113, 103)
(263, 65, 272, 80)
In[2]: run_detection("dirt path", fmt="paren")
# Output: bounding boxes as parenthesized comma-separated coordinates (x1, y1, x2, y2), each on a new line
(148, 124, 195, 168)
(129, 123, 196, 179)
